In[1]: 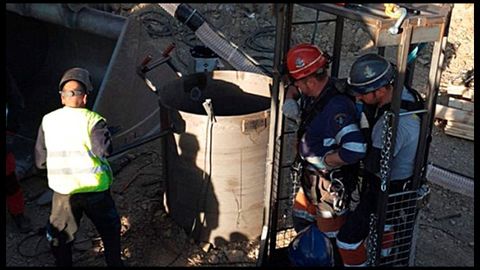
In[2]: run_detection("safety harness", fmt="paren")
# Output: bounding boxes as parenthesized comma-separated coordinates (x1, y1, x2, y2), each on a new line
(291, 79, 359, 215)
(363, 86, 425, 177)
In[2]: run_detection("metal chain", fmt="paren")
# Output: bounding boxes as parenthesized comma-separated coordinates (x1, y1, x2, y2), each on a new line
(367, 213, 379, 266)
(368, 111, 394, 265)
(379, 111, 394, 192)
(288, 159, 302, 211)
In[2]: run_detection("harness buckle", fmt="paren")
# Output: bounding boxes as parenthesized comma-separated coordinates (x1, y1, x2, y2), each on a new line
(328, 169, 346, 213)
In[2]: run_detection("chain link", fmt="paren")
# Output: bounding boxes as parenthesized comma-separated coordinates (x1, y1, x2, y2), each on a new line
(290, 159, 302, 203)
(367, 213, 378, 266)
(368, 111, 394, 265)
(379, 111, 394, 192)
(284, 158, 302, 225)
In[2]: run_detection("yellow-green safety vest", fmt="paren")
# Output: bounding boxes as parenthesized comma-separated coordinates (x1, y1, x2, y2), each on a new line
(42, 107, 113, 194)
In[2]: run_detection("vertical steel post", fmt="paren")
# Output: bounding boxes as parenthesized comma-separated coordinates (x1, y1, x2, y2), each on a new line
(373, 19, 414, 266)
(331, 16, 344, 78)
(257, 3, 290, 266)
(408, 5, 453, 266)
(405, 44, 416, 88)
(414, 5, 454, 185)
(378, 46, 386, 56)
(268, 3, 294, 261)
(284, 4, 293, 53)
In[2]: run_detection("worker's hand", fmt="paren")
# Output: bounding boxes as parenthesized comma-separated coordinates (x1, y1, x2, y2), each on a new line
(285, 84, 300, 99)
(359, 112, 369, 129)
(282, 98, 300, 122)
(315, 150, 339, 172)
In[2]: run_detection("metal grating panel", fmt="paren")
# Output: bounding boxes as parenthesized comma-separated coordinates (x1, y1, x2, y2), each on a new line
(275, 228, 297, 249)
(378, 190, 419, 266)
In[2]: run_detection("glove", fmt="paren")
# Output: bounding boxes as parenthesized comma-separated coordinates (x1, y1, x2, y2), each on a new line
(282, 98, 300, 122)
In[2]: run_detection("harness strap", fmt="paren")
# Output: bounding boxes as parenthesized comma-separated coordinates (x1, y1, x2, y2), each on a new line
(301, 167, 351, 216)
(297, 79, 341, 140)
(373, 86, 425, 123)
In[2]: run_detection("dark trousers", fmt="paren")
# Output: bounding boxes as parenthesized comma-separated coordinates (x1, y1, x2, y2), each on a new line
(47, 189, 123, 267)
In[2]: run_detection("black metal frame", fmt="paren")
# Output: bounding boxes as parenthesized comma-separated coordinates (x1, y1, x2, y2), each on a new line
(258, 3, 454, 266)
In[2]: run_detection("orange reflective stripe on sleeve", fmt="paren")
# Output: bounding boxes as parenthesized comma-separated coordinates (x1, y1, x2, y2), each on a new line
(293, 190, 317, 216)
(382, 230, 395, 248)
(337, 239, 367, 266)
(316, 214, 347, 238)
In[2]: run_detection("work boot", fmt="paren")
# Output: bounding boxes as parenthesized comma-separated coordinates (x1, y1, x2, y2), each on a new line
(12, 213, 32, 233)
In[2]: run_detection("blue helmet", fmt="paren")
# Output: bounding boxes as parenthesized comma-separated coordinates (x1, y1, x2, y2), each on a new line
(288, 224, 335, 266)
(347, 53, 396, 96)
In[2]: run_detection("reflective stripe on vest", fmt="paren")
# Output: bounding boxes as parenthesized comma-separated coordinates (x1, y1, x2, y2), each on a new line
(42, 107, 112, 194)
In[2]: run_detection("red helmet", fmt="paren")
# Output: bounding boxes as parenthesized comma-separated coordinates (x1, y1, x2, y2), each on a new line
(286, 44, 329, 80)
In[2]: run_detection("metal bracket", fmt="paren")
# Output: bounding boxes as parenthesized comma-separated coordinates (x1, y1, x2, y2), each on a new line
(202, 99, 216, 123)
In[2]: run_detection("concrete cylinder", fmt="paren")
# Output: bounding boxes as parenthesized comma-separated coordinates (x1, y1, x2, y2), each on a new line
(161, 71, 271, 246)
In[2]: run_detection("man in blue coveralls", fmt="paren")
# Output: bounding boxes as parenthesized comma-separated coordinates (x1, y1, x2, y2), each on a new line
(282, 43, 367, 266)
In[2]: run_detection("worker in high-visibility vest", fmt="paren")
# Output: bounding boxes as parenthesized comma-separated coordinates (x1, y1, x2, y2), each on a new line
(34, 67, 123, 267)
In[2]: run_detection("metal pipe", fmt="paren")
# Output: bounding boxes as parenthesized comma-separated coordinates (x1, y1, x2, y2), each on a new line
(107, 131, 169, 162)
(398, 109, 428, 117)
(426, 163, 474, 198)
(158, 3, 267, 75)
(345, 3, 389, 18)
(6, 3, 125, 40)
(310, 10, 320, 44)
(292, 18, 336, 26)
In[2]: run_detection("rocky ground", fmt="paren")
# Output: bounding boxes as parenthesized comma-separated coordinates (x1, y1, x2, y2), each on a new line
(5, 3, 474, 267)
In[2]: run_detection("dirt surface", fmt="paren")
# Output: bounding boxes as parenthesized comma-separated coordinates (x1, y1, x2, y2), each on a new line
(5, 3, 474, 267)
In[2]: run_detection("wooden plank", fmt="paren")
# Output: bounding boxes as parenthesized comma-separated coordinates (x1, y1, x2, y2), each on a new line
(445, 125, 474, 135)
(444, 121, 474, 140)
(448, 97, 474, 112)
(462, 88, 474, 102)
(444, 127, 474, 141)
(446, 120, 474, 131)
(445, 125, 474, 134)
(435, 104, 474, 125)
(440, 83, 467, 96)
